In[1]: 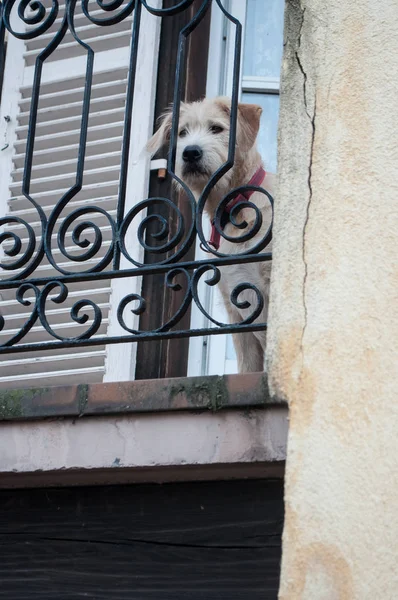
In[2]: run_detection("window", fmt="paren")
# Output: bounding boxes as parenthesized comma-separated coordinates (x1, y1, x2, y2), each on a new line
(0, 0, 161, 388)
(188, 0, 285, 376)
(0, 0, 283, 387)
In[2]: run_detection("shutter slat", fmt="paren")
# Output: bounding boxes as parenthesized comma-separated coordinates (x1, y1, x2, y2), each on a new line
(14, 122, 124, 151)
(13, 137, 123, 168)
(0, 344, 106, 360)
(19, 69, 128, 97)
(0, 280, 112, 305)
(10, 196, 118, 218)
(9, 165, 124, 194)
(9, 182, 120, 210)
(16, 107, 125, 136)
(12, 151, 122, 180)
(19, 79, 128, 111)
(9, 202, 116, 225)
(25, 18, 132, 53)
(17, 94, 127, 126)
(0, 366, 106, 389)
(2, 229, 114, 250)
(3, 302, 110, 329)
(7, 256, 113, 277)
(0, 287, 110, 315)
(1, 243, 113, 272)
(0, 320, 109, 343)
(24, 30, 132, 65)
(0, 351, 107, 377)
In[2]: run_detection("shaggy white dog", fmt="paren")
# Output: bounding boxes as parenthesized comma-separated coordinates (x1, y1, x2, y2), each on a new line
(147, 96, 274, 373)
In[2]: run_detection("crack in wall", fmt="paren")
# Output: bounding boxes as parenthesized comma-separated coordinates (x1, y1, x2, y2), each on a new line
(300, 99, 316, 358)
(295, 4, 316, 361)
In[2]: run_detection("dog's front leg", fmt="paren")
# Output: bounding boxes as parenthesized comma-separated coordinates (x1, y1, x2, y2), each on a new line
(219, 270, 265, 373)
(224, 302, 264, 372)
(232, 326, 265, 373)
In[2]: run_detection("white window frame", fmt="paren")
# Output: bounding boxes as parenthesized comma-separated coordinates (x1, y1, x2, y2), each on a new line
(103, 3, 162, 381)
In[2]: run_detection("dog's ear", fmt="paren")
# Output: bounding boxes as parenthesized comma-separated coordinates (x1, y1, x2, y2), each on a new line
(214, 97, 232, 116)
(145, 109, 173, 156)
(238, 103, 262, 152)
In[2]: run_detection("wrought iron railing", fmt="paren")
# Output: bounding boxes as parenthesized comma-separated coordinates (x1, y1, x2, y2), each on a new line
(0, 0, 273, 356)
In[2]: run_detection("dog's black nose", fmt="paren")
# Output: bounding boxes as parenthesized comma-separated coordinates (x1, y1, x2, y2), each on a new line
(182, 145, 203, 163)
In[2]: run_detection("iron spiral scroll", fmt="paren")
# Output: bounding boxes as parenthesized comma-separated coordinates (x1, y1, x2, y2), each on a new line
(0, 0, 273, 354)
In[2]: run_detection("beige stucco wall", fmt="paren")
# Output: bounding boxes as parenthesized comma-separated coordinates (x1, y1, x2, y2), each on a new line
(267, 0, 398, 598)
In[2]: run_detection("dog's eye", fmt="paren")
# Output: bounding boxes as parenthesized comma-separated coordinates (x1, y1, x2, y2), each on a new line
(179, 128, 188, 137)
(210, 125, 224, 134)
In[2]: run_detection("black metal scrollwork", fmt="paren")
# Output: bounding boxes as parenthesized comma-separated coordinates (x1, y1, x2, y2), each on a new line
(0, 0, 273, 354)
(81, 0, 135, 26)
(37, 281, 103, 341)
(3, 0, 59, 39)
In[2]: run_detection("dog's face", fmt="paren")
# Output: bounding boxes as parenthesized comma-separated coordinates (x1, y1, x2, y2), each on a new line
(146, 97, 262, 193)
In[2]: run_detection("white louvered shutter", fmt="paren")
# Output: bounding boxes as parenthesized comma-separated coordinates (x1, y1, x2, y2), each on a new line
(0, 0, 161, 388)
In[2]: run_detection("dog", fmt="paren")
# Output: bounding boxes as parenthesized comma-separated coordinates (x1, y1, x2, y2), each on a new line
(146, 96, 274, 373)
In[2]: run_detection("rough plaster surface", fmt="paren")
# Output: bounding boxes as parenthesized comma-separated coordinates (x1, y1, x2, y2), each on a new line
(0, 409, 287, 475)
(267, 0, 398, 598)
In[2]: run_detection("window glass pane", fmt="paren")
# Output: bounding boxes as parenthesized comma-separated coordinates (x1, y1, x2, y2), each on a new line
(201, 1, 284, 377)
(242, 91, 279, 173)
(225, 335, 236, 360)
(243, 0, 285, 78)
(223, 92, 279, 367)
(220, 92, 279, 369)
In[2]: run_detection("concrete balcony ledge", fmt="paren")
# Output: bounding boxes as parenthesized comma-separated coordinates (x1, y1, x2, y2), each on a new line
(0, 372, 281, 421)
(0, 373, 288, 489)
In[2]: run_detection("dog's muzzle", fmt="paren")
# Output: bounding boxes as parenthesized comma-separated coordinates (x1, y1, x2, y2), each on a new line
(182, 145, 207, 177)
(182, 145, 203, 163)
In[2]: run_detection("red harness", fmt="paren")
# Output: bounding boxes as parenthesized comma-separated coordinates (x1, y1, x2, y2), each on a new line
(207, 166, 266, 251)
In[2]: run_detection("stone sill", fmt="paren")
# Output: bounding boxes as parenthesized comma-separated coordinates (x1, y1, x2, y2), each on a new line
(0, 372, 283, 422)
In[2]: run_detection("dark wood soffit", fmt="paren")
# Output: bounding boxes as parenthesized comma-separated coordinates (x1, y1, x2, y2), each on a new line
(0, 462, 285, 489)
(0, 480, 284, 599)
(0, 372, 286, 422)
